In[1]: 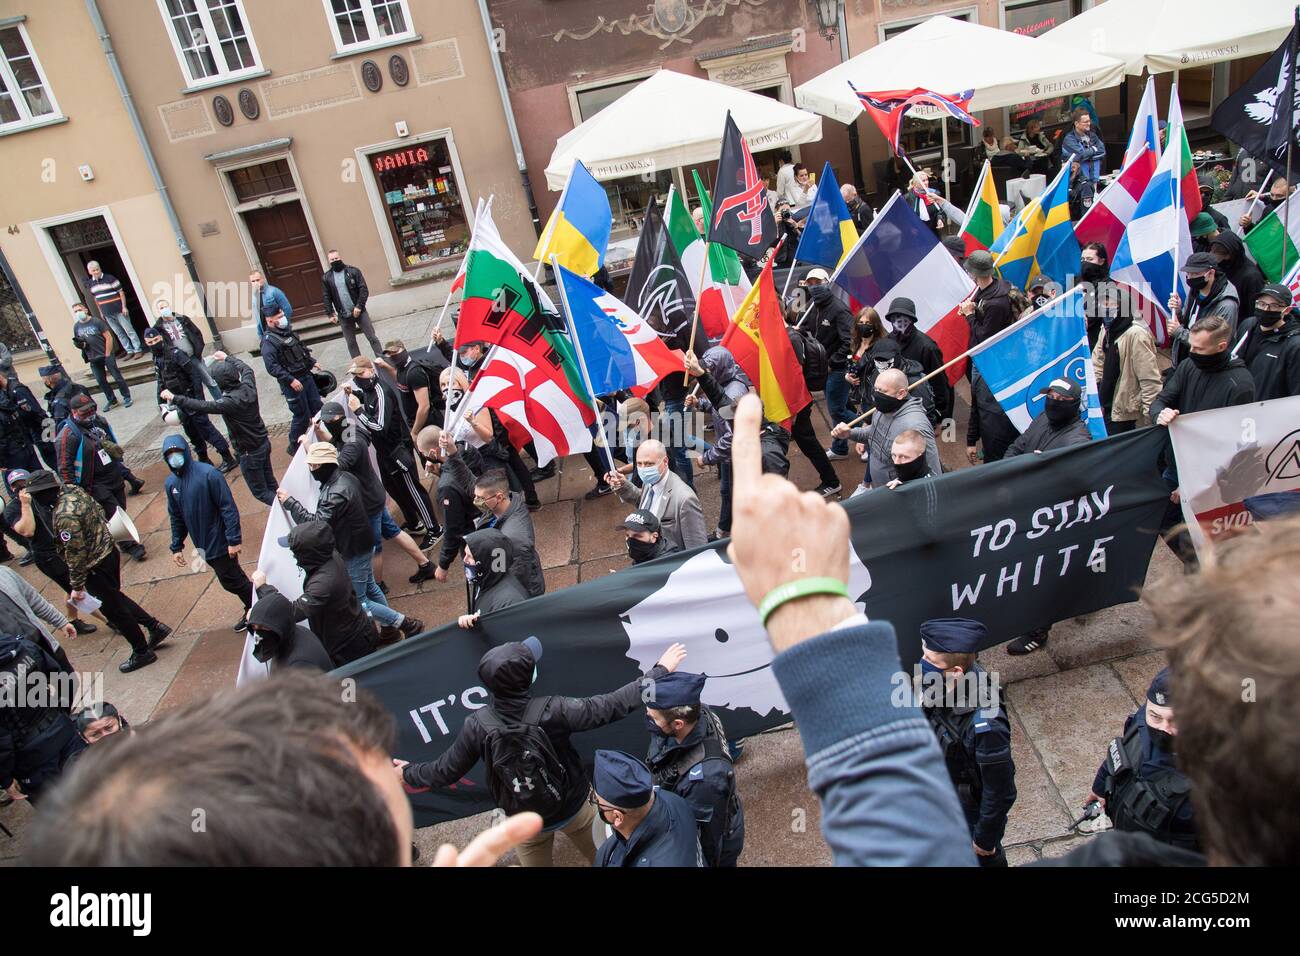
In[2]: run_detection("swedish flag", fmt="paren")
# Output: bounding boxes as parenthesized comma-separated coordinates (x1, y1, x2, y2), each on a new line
(989, 163, 1079, 290)
(534, 160, 611, 278)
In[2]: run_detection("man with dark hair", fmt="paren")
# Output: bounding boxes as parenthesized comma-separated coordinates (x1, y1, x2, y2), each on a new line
(56, 393, 146, 560)
(260, 307, 324, 454)
(884, 297, 951, 421)
(617, 508, 678, 564)
(76, 701, 130, 745)
(473, 468, 545, 598)
(322, 249, 381, 358)
(644, 670, 745, 867)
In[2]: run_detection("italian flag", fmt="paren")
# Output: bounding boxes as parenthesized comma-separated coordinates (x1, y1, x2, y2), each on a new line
(960, 160, 1003, 254)
(455, 207, 594, 463)
(688, 170, 752, 339)
(1245, 191, 1300, 281)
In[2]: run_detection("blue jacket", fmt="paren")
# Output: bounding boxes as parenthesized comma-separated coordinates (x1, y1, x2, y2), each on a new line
(595, 787, 704, 867)
(163, 434, 241, 560)
(770, 618, 977, 866)
(254, 284, 292, 338)
(1061, 128, 1106, 182)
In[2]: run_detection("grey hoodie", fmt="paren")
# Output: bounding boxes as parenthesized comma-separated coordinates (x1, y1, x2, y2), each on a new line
(849, 395, 942, 487)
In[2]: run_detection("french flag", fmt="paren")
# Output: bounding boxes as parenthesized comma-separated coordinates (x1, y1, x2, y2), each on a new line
(555, 264, 685, 397)
(832, 193, 976, 383)
(1074, 77, 1160, 258)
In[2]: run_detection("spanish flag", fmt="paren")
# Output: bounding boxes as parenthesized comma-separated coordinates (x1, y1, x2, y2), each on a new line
(720, 253, 811, 428)
(534, 159, 611, 278)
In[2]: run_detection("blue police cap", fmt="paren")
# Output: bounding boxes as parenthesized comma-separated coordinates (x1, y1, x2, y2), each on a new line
(593, 749, 653, 809)
(37, 364, 62, 377)
(648, 670, 706, 710)
(1147, 667, 1173, 707)
(919, 618, 987, 654)
(144, 325, 167, 339)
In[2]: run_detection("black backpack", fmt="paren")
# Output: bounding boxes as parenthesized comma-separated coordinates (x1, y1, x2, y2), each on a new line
(476, 698, 568, 818)
(788, 326, 829, 392)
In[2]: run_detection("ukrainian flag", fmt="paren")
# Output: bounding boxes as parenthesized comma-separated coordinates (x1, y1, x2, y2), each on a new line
(990, 162, 1077, 290)
(793, 162, 858, 270)
(534, 160, 611, 278)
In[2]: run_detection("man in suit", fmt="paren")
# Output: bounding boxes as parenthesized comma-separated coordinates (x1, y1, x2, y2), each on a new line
(605, 439, 707, 552)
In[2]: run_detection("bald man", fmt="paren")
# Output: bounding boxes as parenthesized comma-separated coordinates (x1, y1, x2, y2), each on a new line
(833, 368, 942, 490)
(606, 439, 707, 551)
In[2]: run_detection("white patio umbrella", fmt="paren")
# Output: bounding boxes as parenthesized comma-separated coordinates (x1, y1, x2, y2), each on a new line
(544, 69, 823, 191)
(1043, 0, 1295, 76)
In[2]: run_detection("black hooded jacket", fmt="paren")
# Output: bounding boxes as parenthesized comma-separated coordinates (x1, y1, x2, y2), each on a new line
(402, 640, 669, 825)
(1235, 314, 1300, 400)
(333, 426, 387, 516)
(437, 447, 484, 572)
(171, 357, 268, 455)
(247, 589, 333, 673)
(282, 467, 374, 560)
(1210, 232, 1265, 321)
(276, 521, 375, 667)
(464, 528, 529, 616)
(1151, 352, 1256, 423)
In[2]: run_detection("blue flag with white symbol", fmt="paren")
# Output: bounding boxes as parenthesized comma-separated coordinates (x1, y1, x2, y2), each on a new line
(970, 286, 1106, 440)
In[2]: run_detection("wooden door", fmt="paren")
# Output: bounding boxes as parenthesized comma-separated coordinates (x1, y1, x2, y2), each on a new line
(243, 202, 325, 319)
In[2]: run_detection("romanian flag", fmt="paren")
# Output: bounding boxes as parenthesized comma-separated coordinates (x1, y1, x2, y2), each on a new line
(720, 253, 811, 428)
(960, 161, 1003, 255)
(793, 161, 858, 269)
(533, 159, 611, 278)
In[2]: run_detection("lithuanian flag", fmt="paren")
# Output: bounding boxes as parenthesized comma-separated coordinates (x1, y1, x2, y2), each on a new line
(720, 254, 811, 428)
(960, 160, 1003, 255)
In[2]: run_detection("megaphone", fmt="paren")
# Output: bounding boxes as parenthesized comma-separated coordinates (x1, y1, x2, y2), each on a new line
(107, 507, 140, 545)
(161, 404, 181, 426)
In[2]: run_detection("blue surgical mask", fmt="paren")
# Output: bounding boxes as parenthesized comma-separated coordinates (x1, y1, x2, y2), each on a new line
(276, 317, 289, 329)
(637, 465, 662, 487)
(160, 308, 173, 318)
(165, 452, 185, 470)
(919, 659, 945, 676)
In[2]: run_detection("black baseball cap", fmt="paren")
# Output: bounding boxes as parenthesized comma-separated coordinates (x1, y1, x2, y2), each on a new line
(1039, 377, 1081, 401)
(1257, 282, 1293, 307)
(616, 509, 660, 533)
(1180, 251, 1219, 273)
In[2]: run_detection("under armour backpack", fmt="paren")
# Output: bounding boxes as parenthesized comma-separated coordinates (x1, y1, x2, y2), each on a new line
(477, 698, 568, 818)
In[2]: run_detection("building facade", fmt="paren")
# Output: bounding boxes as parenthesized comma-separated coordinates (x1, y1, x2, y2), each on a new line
(0, 0, 533, 381)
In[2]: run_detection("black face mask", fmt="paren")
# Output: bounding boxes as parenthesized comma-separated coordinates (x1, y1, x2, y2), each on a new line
(311, 463, 338, 484)
(873, 390, 905, 414)
(250, 632, 278, 663)
(355, 376, 376, 391)
(331, 261, 345, 272)
(31, 488, 58, 509)
(1186, 274, 1209, 293)
(1190, 349, 1228, 371)
(147, 340, 167, 356)
(1045, 397, 1080, 425)
(627, 537, 659, 563)
(324, 419, 345, 443)
(1257, 307, 1289, 327)
(1080, 260, 1107, 282)
(1149, 727, 1176, 754)
(894, 454, 929, 482)
(645, 714, 667, 736)
(388, 351, 409, 370)
(808, 283, 833, 305)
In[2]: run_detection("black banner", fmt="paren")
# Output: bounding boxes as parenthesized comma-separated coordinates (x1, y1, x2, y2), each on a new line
(336, 427, 1169, 827)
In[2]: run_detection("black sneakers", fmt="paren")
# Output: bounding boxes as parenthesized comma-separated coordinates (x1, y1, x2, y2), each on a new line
(1006, 629, 1049, 656)
(815, 482, 843, 498)
(127, 477, 146, 496)
(419, 529, 442, 552)
(218, 456, 239, 475)
(584, 482, 612, 500)
(146, 622, 172, 649)
(528, 463, 556, 483)
(408, 562, 436, 585)
(399, 616, 424, 637)
(233, 615, 249, 633)
(119, 650, 157, 673)
(71, 619, 98, 635)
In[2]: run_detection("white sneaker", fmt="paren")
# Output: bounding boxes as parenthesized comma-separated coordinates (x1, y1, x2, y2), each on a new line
(825, 448, 848, 461)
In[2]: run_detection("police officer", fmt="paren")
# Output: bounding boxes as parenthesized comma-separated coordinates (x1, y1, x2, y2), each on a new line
(644, 671, 744, 866)
(591, 749, 703, 867)
(76, 700, 131, 745)
(144, 325, 237, 473)
(260, 310, 324, 454)
(55, 393, 146, 560)
(40, 363, 89, 433)
(1087, 667, 1199, 852)
(0, 365, 53, 473)
(1, 632, 86, 804)
(918, 617, 1017, 866)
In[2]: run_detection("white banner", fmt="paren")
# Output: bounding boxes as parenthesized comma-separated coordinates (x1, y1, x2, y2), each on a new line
(1169, 395, 1300, 555)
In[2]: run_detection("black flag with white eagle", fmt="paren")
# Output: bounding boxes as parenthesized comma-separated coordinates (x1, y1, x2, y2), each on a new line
(335, 428, 1169, 827)
(1211, 23, 1300, 177)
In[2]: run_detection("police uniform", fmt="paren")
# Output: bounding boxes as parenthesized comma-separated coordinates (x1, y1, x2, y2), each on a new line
(593, 749, 703, 868)
(1092, 668, 1199, 852)
(919, 618, 1017, 867)
(645, 671, 745, 867)
(0, 634, 86, 803)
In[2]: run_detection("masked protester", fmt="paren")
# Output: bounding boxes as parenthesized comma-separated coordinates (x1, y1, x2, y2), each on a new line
(1166, 251, 1241, 366)
(801, 269, 855, 459)
(1234, 283, 1300, 401)
(420, 424, 485, 585)
(861, 338, 938, 424)
(916, 618, 1017, 867)
(55, 394, 146, 560)
(617, 508, 678, 565)
(457, 528, 528, 629)
(884, 298, 951, 420)
(144, 327, 237, 473)
(832, 368, 942, 491)
(473, 469, 544, 598)
(592, 748, 703, 867)
(397, 637, 686, 867)
(379, 336, 448, 447)
(606, 439, 708, 551)
(958, 251, 1016, 347)
(245, 588, 332, 673)
(321, 250, 381, 358)
(882, 430, 934, 490)
(644, 671, 745, 867)
(1085, 668, 1200, 852)
(1089, 277, 1162, 435)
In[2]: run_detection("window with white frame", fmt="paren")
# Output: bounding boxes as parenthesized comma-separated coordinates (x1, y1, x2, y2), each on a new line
(324, 0, 414, 52)
(0, 24, 59, 130)
(159, 0, 262, 87)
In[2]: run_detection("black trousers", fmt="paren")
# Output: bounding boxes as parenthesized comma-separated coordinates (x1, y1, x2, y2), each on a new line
(92, 482, 142, 557)
(505, 446, 539, 506)
(207, 553, 253, 609)
(790, 405, 841, 486)
(85, 549, 152, 654)
(378, 443, 440, 534)
(181, 408, 231, 463)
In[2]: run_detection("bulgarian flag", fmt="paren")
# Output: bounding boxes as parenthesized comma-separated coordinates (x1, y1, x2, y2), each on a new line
(1167, 85, 1203, 224)
(960, 160, 1003, 254)
(663, 185, 720, 336)
(720, 249, 811, 428)
(691, 170, 752, 337)
(1245, 191, 1300, 281)
(455, 207, 595, 464)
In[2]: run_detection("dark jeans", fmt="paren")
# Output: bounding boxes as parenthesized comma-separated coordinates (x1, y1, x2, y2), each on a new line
(790, 405, 840, 486)
(1159, 464, 1198, 569)
(207, 552, 253, 609)
(716, 461, 733, 534)
(504, 445, 540, 507)
(660, 398, 695, 489)
(88, 356, 130, 403)
(339, 308, 383, 358)
(279, 374, 323, 450)
(1, 444, 40, 472)
(85, 549, 151, 654)
(238, 440, 279, 505)
(180, 407, 231, 463)
(825, 369, 851, 455)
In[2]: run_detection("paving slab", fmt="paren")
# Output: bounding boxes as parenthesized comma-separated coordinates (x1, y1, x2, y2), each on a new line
(1002, 704, 1075, 847)
(1110, 650, 1168, 707)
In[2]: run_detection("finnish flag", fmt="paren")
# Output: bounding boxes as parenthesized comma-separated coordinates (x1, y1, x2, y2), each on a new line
(970, 286, 1106, 440)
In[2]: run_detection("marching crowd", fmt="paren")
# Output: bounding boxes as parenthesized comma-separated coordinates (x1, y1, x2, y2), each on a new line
(2, 145, 1299, 866)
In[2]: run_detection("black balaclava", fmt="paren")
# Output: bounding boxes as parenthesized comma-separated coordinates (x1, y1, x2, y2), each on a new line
(873, 389, 906, 414)
(389, 349, 409, 370)
(626, 536, 661, 563)
(1190, 348, 1229, 372)
(894, 454, 930, 482)
(311, 462, 338, 484)
(1045, 396, 1081, 426)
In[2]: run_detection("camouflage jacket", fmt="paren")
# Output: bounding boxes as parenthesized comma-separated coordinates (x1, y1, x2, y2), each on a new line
(52, 485, 115, 591)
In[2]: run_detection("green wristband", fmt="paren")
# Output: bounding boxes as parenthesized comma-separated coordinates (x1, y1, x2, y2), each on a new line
(757, 577, 850, 627)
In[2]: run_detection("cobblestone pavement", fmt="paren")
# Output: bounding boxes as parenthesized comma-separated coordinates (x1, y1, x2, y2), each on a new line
(0, 305, 1176, 865)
